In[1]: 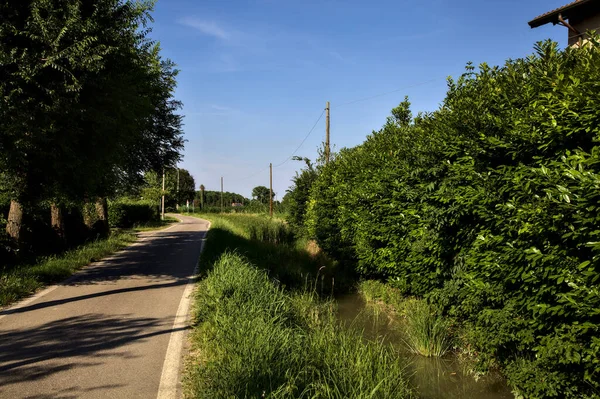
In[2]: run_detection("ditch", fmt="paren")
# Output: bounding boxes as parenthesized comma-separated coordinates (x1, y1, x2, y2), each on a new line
(336, 293, 514, 399)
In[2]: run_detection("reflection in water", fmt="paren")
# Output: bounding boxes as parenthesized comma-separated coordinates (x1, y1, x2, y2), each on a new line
(336, 294, 515, 399)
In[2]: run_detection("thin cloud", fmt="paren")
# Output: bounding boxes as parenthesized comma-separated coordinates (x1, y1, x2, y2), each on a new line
(179, 17, 230, 40)
(177, 15, 332, 73)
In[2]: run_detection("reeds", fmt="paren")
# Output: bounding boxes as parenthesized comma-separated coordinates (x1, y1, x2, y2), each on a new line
(403, 300, 452, 358)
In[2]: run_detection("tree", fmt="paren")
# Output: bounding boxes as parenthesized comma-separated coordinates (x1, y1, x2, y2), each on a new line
(137, 168, 195, 210)
(195, 190, 247, 208)
(285, 157, 317, 232)
(0, 0, 119, 241)
(199, 184, 205, 208)
(0, 0, 184, 244)
(174, 169, 196, 207)
(252, 186, 273, 204)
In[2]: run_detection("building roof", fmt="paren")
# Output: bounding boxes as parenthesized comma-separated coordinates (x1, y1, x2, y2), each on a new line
(528, 0, 596, 28)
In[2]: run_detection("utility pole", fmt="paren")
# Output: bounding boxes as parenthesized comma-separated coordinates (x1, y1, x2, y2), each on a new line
(221, 177, 224, 213)
(269, 163, 273, 217)
(176, 168, 180, 210)
(161, 169, 165, 220)
(325, 101, 331, 164)
(200, 185, 205, 209)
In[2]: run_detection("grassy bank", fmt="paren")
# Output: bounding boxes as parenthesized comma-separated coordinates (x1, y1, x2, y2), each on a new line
(0, 231, 136, 306)
(132, 215, 179, 232)
(184, 214, 414, 398)
(188, 213, 353, 293)
(0, 215, 179, 307)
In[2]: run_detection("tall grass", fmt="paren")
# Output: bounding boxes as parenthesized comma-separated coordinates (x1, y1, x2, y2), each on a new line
(197, 213, 294, 244)
(185, 252, 413, 399)
(191, 213, 353, 293)
(359, 280, 453, 358)
(402, 300, 452, 358)
(0, 231, 135, 306)
(247, 219, 294, 244)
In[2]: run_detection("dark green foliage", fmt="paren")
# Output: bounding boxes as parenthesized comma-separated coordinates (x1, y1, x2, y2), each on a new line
(252, 185, 273, 204)
(108, 199, 158, 228)
(0, 0, 183, 255)
(285, 157, 318, 234)
(306, 40, 600, 398)
(195, 190, 248, 208)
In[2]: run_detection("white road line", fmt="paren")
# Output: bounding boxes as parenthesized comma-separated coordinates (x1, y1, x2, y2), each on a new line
(156, 220, 210, 399)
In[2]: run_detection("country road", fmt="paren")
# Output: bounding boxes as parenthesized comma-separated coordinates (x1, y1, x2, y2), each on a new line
(0, 215, 209, 399)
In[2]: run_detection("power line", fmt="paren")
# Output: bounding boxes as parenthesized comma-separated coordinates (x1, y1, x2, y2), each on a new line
(223, 73, 461, 181)
(273, 109, 325, 168)
(222, 109, 325, 184)
(213, 33, 600, 190)
(226, 77, 445, 180)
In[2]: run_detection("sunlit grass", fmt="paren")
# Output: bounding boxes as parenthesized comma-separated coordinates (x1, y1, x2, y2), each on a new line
(184, 252, 414, 399)
(189, 213, 353, 293)
(402, 300, 452, 358)
(132, 215, 179, 232)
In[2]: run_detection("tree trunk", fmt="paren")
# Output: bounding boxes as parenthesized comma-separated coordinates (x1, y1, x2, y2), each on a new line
(95, 197, 110, 237)
(6, 200, 23, 244)
(50, 203, 66, 244)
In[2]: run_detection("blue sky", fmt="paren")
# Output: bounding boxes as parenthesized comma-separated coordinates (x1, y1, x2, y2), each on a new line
(150, 0, 568, 199)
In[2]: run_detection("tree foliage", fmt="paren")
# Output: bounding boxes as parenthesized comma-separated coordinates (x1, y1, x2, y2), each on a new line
(197, 190, 248, 208)
(138, 168, 195, 209)
(285, 157, 318, 234)
(304, 40, 600, 398)
(252, 186, 273, 204)
(0, 0, 184, 253)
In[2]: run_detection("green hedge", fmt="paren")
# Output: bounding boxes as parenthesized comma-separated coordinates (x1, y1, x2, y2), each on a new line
(306, 40, 600, 398)
(108, 199, 158, 228)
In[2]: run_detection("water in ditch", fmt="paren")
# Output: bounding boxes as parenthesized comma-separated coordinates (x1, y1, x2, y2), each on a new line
(336, 294, 515, 399)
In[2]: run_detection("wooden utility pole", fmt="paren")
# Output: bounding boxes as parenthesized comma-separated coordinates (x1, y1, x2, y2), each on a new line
(269, 163, 273, 217)
(161, 169, 165, 220)
(325, 101, 331, 164)
(221, 177, 224, 213)
(200, 185, 205, 209)
(176, 168, 180, 209)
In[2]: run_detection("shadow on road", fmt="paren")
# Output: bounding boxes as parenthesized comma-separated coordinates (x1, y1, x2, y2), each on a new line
(0, 223, 205, 396)
(0, 313, 187, 388)
(0, 230, 206, 317)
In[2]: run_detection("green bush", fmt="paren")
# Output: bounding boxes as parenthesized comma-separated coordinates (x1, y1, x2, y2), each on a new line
(285, 157, 318, 234)
(108, 198, 158, 228)
(306, 40, 600, 398)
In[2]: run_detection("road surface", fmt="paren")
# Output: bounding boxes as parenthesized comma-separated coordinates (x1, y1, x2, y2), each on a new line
(0, 215, 209, 399)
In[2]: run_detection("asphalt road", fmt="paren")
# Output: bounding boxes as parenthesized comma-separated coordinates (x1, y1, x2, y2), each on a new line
(0, 214, 209, 399)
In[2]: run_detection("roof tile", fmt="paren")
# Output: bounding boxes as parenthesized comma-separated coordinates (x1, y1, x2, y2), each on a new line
(529, 0, 595, 28)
